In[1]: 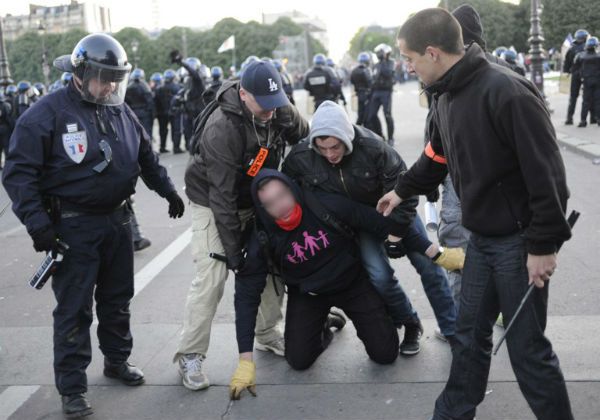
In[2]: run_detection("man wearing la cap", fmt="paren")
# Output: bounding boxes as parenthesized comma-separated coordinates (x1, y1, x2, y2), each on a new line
(176, 60, 309, 391)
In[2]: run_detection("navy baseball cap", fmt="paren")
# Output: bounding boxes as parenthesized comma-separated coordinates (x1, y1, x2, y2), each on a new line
(241, 61, 289, 110)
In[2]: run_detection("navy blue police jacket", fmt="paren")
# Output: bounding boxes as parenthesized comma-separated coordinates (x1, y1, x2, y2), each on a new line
(2, 81, 176, 236)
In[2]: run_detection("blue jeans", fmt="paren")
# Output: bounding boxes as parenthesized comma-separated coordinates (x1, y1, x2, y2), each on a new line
(405, 216, 457, 337)
(433, 232, 572, 420)
(359, 231, 417, 327)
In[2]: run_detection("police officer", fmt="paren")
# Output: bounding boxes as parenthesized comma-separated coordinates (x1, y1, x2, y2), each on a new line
(201, 66, 223, 105)
(169, 51, 206, 150)
(0, 91, 14, 169)
(13, 80, 39, 120)
(303, 53, 340, 111)
(34, 82, 47, 97)
(502, 50, 526, 76)
(155, 68, 182, 153)
(574, 36, 600, 127)
(150, 72, 163, 91)
(366, 43, 396, 146)
(326, 57, 347, 106)
(1, 33, 185, 418)
(350, 52, 373, 126)
(125, 68, 155, 139)
(273, 59, 295, 104)
(62, 72, 73, 86)
(564, 29, 590, 125)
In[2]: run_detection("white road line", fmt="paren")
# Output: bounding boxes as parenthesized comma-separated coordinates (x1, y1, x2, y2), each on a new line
(0, 385, 40, 420)
(132, 227, 192, 297)
(92, 227, 192, 325)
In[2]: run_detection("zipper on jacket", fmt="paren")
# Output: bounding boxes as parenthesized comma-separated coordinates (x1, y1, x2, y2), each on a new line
(497, 181, 523, 231)
(338, 167, 351, 197)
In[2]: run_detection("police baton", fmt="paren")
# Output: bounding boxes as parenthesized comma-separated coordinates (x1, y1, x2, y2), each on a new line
(493, 210, 580, 355)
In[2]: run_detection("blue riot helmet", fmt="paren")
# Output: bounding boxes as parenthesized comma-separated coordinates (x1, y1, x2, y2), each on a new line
(131, 68, 145, 81)
(163, 69, 177, 83)
(34, 82, 46, 95)
(586, 36, 599, 50)
(5, 84, 17, 97)
(150, 72, 163, 84)
(53, 33, 132, 105)
(575, 29, 589, 42)
(184, 57, 202, 72)
(61, 72, 73, 85)
(358, 52, 370, 65)
(503, 50, 517, 63)
(326, 58, 336, 68)
(17, 80, 31, 93)
(211, 66, 223, 80)
(313, 53, 326, 66)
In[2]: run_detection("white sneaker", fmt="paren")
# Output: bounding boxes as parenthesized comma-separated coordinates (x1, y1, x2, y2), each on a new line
(178, 353, 209, 391)
(255, 337, 285, 357)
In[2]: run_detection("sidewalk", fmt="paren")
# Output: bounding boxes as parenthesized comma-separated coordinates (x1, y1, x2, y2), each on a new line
(545, 83, 600, 161)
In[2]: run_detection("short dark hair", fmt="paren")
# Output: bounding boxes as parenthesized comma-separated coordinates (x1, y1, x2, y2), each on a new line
(397, 8, 464, 55)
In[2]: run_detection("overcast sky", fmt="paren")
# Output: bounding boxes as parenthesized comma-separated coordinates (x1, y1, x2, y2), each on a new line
(1, 0, 484, 60)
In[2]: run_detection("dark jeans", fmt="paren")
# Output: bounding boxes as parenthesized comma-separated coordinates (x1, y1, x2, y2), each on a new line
(284, 274, 399, 370)
(51, 207, 135, 395)
(582, 80, 600, 123)
(356, 90, 369, 126)
(366, 90, 394, 140)
(433, 232, 573, 420)
(567, 73, 581, 120)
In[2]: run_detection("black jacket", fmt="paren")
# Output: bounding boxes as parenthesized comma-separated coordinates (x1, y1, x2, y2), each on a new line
(396, 44, 571, 255)
(350, 64, 373, 94)
(184, 80, 309, 264)
(373, 59, 395, 91)
(282, 125, 418, 237)
(575, 50, 600, 84)
(234, 169, 407, 353)
(563, 41, 586, 74)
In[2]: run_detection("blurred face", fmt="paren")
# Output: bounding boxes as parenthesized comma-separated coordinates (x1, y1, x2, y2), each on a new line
(314, 136, 346, 165)
(240, 88, 274, 123)
(398, 39, 445, 87)
(257, 179, 297, 220)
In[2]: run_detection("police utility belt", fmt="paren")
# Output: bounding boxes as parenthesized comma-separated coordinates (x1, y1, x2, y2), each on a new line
(45, 196, 128, 222)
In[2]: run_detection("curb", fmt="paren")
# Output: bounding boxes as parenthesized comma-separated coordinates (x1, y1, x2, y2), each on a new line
(555, 131, 600, 163)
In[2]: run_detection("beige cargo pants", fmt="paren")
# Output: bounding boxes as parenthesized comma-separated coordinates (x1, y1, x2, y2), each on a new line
(174, 203, 284, 361)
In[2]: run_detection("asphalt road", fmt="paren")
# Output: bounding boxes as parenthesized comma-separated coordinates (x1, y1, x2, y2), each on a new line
(1, 81, 599, 420)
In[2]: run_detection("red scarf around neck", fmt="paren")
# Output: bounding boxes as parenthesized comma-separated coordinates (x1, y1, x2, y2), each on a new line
(275, 204, 303, 231)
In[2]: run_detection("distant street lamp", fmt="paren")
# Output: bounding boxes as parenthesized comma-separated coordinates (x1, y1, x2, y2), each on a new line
(131, 39, 139, 68)
(37, 20, 50, 87)
(0, 17, 14, 88)
(529, 0, 545, 94)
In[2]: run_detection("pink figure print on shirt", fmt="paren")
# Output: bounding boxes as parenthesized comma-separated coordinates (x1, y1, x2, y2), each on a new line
(290, 241, 307, 262)
(317, 230, 330, 248)
(302, 231, 322, 256)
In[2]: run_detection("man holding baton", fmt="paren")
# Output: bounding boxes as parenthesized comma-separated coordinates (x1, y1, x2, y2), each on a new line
(377, 8, 574, 420)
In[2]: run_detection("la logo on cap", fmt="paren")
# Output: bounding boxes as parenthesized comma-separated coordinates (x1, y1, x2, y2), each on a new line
(268, 78, 278, 92)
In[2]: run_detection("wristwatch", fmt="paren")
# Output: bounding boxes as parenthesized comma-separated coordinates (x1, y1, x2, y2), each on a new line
(432, 246, 445, 261)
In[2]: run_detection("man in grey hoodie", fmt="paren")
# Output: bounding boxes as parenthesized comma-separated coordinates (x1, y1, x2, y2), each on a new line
(283, 101, 464, 355)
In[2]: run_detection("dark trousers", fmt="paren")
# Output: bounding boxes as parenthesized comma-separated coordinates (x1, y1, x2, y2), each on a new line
(183, 112, 194, 150)
(581, 80, 600, 123)
(567, 74, 581, 120)
(51, 207, 135, 395)
(356, 91, 369, 126)
(433, 233, 573, 420)
(170, 113, 183, 150)
(157, 114, 169, 150)
(366, 90, 394, 140)
(284, 274, 399, 370)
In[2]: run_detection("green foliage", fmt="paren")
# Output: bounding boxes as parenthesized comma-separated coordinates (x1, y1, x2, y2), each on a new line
(349, 27, 396, 57)
(5, 17, 326, 83)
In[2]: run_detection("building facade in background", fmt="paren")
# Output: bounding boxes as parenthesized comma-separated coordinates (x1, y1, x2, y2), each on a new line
(2, 1, 111, 41)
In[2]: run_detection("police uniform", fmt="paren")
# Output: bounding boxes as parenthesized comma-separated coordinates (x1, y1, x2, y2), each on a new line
(125, 78, 155, 138)
(367, 50, 395, 143)
(350, 60, 373, 126)
(2, 33, 184, 417)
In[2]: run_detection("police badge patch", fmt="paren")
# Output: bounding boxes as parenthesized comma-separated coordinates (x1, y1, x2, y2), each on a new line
(62, 130, 88, 164)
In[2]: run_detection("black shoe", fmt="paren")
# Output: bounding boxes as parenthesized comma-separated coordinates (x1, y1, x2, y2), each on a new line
(103, 359, 145, 386)
(173, 148, 185, 154)
(159, 148, 170, 153)
(578, 121, 587, 127)
(564, 118, 573, 125)
(61, 393, 93, 419)
(387, 138, 395, 147)
(400, 318, 423, 356)
(133, 237, 152, 252)
(325, 309, 346, 331)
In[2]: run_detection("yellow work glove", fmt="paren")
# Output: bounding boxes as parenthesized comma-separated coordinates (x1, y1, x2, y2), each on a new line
(229, 359, 257, 400)
(433, 247, 465, 271)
